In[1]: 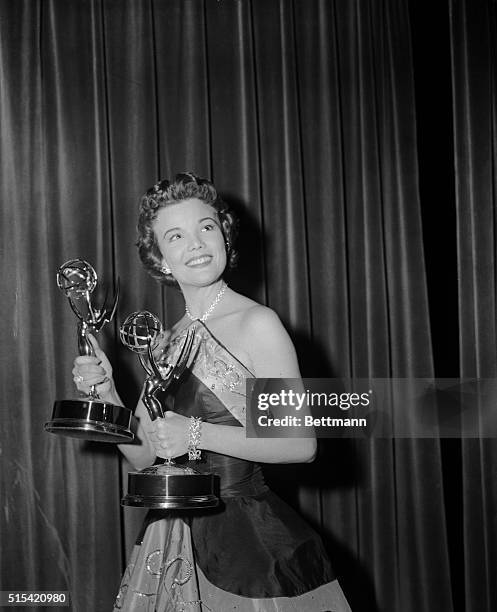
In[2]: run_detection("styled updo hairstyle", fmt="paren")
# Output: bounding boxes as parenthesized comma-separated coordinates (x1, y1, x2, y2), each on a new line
(137, 172, 238, 286)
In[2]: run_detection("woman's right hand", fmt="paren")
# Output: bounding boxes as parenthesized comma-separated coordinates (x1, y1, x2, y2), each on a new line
(72, 333, 115, 400)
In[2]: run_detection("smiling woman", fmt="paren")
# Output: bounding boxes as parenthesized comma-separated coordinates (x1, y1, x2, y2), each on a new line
(73, 173, 351, 610)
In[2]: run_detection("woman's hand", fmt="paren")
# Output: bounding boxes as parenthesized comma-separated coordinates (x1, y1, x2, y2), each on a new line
(72, 333, 115, 400)
(148, 412, 190, 459)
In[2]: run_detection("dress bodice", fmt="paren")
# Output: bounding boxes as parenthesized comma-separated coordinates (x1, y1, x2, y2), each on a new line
(157, 320, 251, 424)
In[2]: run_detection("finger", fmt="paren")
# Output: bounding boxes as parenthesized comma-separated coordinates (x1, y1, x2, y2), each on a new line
(72, 369, 106, 384)
(158, 443, 175, 459)
(74, 364, 105, 376)
(73, 369, 109, 385)
(73, 375, 109, 389)
(75, 355, 101, 364)
(154, 418, 167, 432)
(86, 333, 101, 353)
(151, 435, 169, 454)
(74, 380, 92, 394)
(84, 375, 109, 387)
(87, 334, 111, 364)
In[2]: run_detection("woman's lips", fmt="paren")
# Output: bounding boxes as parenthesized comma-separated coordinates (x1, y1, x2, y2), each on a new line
(185, 255, 212, 267)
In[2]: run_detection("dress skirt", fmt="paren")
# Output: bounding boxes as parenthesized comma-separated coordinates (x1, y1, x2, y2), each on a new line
(113, 509, 351, 612)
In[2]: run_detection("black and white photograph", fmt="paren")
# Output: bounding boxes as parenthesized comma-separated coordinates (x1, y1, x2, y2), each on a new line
(1, 1, 496, 611)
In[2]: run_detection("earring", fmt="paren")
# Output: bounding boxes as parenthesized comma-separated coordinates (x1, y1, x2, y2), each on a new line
(225, 239, 231, 253)
(161, 265, 171, 275)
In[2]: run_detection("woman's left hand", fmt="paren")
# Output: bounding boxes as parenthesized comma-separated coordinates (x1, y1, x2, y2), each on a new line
(148, 412, 191, 459)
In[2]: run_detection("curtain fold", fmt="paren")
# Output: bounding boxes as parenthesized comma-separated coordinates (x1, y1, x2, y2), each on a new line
(0, 1, 495, 611)
(451, 1, 497, 611)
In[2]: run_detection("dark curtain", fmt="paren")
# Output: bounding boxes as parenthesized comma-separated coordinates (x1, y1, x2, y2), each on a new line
(0, 1, 495, 611)
(450, 1, 497, 611)
(0, 2, 125, 611)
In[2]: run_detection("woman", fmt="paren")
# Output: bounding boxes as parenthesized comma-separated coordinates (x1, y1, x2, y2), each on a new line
(73, 173, 351, 611)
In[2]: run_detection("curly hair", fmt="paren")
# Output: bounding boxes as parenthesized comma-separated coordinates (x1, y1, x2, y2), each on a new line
(137, 172, 238, 286)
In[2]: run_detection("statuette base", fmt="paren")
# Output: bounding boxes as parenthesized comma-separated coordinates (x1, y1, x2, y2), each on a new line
(122, 464, 219, 509)
(45, 399, 135, 443)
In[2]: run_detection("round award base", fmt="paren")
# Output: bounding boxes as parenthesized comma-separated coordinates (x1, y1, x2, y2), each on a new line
(122, 464, 219, 509)
(45, 399, 136, 443)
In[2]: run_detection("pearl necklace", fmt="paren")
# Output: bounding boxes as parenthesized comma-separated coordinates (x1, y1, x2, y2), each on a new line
(185, 282, 228, 323)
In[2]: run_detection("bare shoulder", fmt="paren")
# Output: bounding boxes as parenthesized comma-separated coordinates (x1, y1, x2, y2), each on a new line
(239, 304, 287, 337)
(201, 292, 298, 376)
(237, 305, 301, 378)
(217, 293, 289, 342)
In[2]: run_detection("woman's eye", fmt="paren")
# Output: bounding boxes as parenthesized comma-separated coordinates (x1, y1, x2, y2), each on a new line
(168, 233, 182, 242)
(201, 223, 215, 232)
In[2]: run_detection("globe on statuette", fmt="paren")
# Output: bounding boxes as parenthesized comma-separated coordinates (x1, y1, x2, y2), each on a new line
(119, 311, 163, 354)
(57, 259, 97, 297)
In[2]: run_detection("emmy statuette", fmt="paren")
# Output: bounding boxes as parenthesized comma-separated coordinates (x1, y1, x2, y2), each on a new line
(119, 311, 219, 509)
(45, 259, 135, 442)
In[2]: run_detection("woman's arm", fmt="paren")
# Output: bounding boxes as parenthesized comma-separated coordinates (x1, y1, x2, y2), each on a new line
(117, 398, 157, 470)
(201, 422, 316, 463)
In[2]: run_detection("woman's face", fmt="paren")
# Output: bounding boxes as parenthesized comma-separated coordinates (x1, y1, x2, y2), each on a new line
(153, 198, 227, 288)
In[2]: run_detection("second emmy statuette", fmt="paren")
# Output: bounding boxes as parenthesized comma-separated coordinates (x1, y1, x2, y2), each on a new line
(119, 311, 219, 509)
(45, 259, 135, 443)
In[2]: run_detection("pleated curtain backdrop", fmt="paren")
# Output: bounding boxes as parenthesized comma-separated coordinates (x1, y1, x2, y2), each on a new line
(451, 1, 497, 611)
(0, 1, 496, 611)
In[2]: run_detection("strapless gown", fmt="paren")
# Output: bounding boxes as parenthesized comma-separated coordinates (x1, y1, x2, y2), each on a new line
(113, 321, 351, 611)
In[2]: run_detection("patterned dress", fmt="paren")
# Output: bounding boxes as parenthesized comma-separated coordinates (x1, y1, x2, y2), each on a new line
(113, 321, 351, 612)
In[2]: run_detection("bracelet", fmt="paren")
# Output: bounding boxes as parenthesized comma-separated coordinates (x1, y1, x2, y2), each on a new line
(188, 416, 202, 461)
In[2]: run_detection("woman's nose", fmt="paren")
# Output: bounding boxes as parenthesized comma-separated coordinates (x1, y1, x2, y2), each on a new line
(187, 233, 204, 250)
